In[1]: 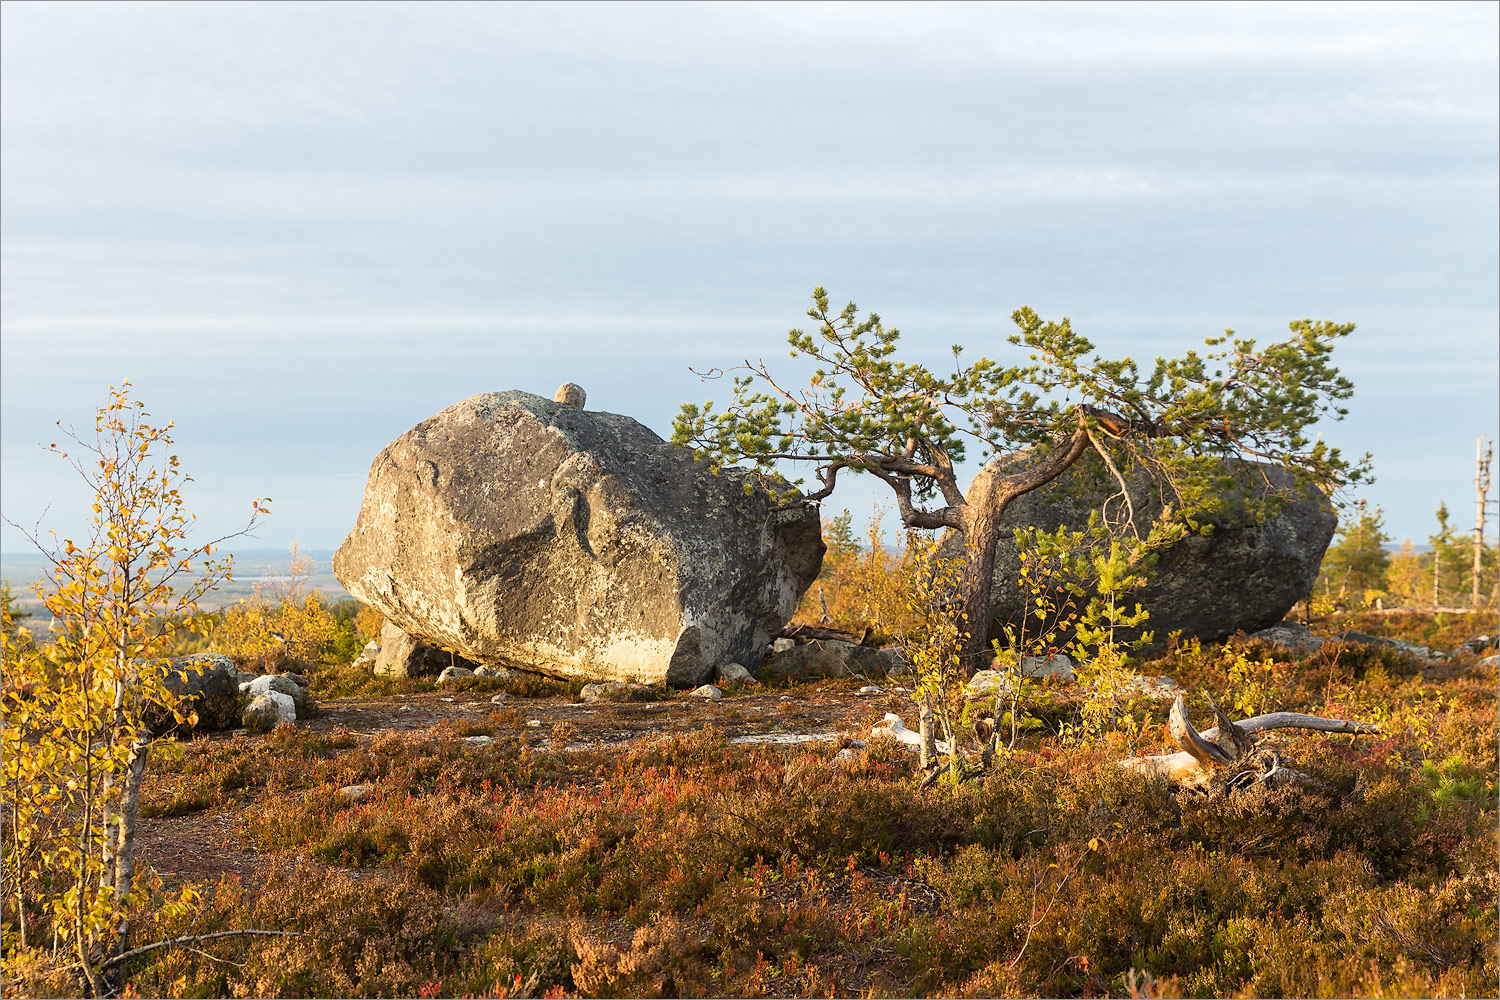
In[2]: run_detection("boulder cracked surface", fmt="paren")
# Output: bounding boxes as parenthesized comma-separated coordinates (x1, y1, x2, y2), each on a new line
(334, 390, 824, 687)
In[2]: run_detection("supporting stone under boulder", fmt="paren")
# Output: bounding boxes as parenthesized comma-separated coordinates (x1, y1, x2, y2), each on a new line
(373, 620, 477, 679)
(334, 388, 824, 687)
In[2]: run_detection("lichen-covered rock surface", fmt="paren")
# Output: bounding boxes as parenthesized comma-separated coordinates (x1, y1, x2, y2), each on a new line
(334, 390, 824, 687)
(139, 653, 242, 734)
(977, 456, 1336, 650)
(761, 639, 898, 681)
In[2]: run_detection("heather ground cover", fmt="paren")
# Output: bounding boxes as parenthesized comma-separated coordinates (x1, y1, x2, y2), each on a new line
(6, 612, 1494, 999)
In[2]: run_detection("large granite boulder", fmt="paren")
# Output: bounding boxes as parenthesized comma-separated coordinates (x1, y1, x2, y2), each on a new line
(975, 456, 1336, 650)
(334, 389, 824, 687)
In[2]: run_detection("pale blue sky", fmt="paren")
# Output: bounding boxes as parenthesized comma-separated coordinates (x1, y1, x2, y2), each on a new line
(2, 1, 1496, 556)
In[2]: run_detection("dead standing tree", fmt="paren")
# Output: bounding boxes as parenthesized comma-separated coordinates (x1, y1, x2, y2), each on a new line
(1475, 435, 1493, 610)
(675, 288, 1370, 671)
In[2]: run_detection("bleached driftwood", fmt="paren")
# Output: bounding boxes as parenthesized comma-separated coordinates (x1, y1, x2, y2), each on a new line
(1119, 693, 1378, 793)
(870, 712, 950, 755)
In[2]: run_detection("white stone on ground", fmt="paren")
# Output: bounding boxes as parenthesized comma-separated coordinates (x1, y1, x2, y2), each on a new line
(243, 673, 299, 697)
(243, 673, 306, 714)
(716, 662, 758, 688)
(1121, 674, 1181, 699)
(242, 691, 296, 732)
(689, 684, 723, 701)
(338, 783, 374, 802)
(438, 665, 476, 684)
(1021, 654, 1075, 680)
(966, 670, 1011, 698)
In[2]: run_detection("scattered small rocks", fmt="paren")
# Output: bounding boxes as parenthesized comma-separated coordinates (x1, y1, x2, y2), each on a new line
(242, 673, 307, 714)
(337, 783, 375, 803)
(242, 691, 296, 732)
(1452, 634, 1496, 657)
(438, 665, 476, 684)
(689, 684, 723, 701)
(579, 681, 652, 703)
(715, 662, 758, 689)
(857, 686, 883, 697)
(1120, 674, 1181, 699)
(1249, 620, 1325, 652)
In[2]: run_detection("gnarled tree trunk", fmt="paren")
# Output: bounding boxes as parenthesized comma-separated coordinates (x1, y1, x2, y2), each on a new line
(958, 466, 1006, 673)
(954, 430, 1092, 673)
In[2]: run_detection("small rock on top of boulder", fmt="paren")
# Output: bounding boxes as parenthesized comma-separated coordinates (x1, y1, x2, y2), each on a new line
(334, 389, 824, 688)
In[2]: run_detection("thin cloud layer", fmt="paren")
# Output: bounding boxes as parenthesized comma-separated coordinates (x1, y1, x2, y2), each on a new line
(2, 1, 1496, 550)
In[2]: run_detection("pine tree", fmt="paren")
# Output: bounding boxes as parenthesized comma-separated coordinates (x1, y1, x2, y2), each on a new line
(1319, 503, 1390, 604)
(676, 288, 1367, 669)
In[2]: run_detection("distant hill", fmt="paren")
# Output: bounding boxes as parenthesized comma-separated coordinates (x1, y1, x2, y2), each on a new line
(1, 547, 351, 614)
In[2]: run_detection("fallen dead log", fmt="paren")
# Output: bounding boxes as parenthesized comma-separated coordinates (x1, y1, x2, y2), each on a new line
(779, 623, 875, 646)
(1119, 692, 1378, 793)
(870, 712, 950, 755)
